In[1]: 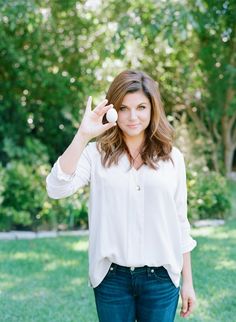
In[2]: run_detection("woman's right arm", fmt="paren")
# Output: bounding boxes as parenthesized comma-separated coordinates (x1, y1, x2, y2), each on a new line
(46, 96, 117, 199)
(58, 129, 91, 176)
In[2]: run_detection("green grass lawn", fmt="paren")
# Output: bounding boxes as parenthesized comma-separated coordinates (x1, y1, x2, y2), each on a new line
(0, 219, 236, 322)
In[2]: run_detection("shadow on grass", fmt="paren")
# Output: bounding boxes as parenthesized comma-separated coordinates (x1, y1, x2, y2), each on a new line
(175, 218, 236, 322)
(1, 219, 236, 321)
(0, 236, 98, 322)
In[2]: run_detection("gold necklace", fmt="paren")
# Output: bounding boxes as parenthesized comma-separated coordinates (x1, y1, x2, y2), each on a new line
(131, 155, 142, 191)
(131, 151, 141, 165)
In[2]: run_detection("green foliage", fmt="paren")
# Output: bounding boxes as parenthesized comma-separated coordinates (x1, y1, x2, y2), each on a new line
(0, 136, 89, 231)
(0, 0, 99, 164)
(188, 169, 231, 220)
(1, 159, 47, 230)
(39, 189, 90, 231)
(0, 0, 234, 231)
(0, 159, 90, 231)
(3, 136, 49, 165)
(0, 163, 5, 206)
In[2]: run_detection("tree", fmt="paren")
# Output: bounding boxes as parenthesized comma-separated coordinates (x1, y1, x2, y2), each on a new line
(94, 0, 236, 175)
(189, 0, 236, 176)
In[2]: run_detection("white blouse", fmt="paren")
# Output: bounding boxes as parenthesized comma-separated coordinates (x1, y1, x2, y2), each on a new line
(46, 142, 197, 288)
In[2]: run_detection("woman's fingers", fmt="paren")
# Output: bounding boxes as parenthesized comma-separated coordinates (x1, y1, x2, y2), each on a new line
(181, 297, 188, 314)
(93, 99, 111, 116)
(102, 121, 117, 131)
(86, 97, 114, 118)
(100, 104, 114, 116)
(180, 298, 195, 318)
(85, 96, 92, 114)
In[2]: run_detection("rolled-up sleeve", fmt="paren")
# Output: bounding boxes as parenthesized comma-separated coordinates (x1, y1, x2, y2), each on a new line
(46, 143, 91, 199)
(174, 151, 197, 254)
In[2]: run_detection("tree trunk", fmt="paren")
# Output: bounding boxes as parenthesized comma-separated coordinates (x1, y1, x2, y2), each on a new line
(222, 86, 236, 177)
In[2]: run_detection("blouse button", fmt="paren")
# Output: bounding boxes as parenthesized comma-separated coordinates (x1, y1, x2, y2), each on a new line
(136, 185, 141, 191)
(151, 269, 154, 273)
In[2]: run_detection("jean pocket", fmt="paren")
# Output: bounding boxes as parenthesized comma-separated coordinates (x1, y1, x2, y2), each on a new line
(94, 265, 116, 290)
(153, 266, 171, 281)
(94, 265, 117, 290)
(104, 264, 117, 278)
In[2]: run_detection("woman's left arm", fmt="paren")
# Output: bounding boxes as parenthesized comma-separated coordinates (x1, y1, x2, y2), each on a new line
(180, 252, 197, 318)
(174, 149, 197, 318)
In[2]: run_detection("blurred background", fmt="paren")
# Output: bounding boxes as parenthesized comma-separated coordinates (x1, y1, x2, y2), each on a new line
(0, 0, 235, 232)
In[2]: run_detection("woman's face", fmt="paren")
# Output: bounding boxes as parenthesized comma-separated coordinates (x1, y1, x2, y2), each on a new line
(117, 91, 151, 140)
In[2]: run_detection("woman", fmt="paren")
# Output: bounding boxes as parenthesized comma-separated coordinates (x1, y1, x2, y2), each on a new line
(46, 70, 197, 322)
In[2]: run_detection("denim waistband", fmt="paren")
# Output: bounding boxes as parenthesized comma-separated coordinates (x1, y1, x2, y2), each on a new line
(110, 262, 165, 274)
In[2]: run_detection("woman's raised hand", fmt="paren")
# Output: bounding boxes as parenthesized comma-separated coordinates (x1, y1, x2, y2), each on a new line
(78, 96, 117, 140)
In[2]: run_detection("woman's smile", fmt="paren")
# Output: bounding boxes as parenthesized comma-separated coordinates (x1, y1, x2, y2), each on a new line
(127, 124, 140, 128)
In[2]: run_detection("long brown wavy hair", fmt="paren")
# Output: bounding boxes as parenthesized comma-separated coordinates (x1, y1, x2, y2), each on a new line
(96, 69, 175, 170)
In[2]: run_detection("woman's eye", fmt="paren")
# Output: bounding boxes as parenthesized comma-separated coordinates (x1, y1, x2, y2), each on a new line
(120, 106, 145, 111)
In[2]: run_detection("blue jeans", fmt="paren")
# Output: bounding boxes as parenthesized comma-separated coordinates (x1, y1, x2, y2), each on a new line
(93, 263, 180, 322)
